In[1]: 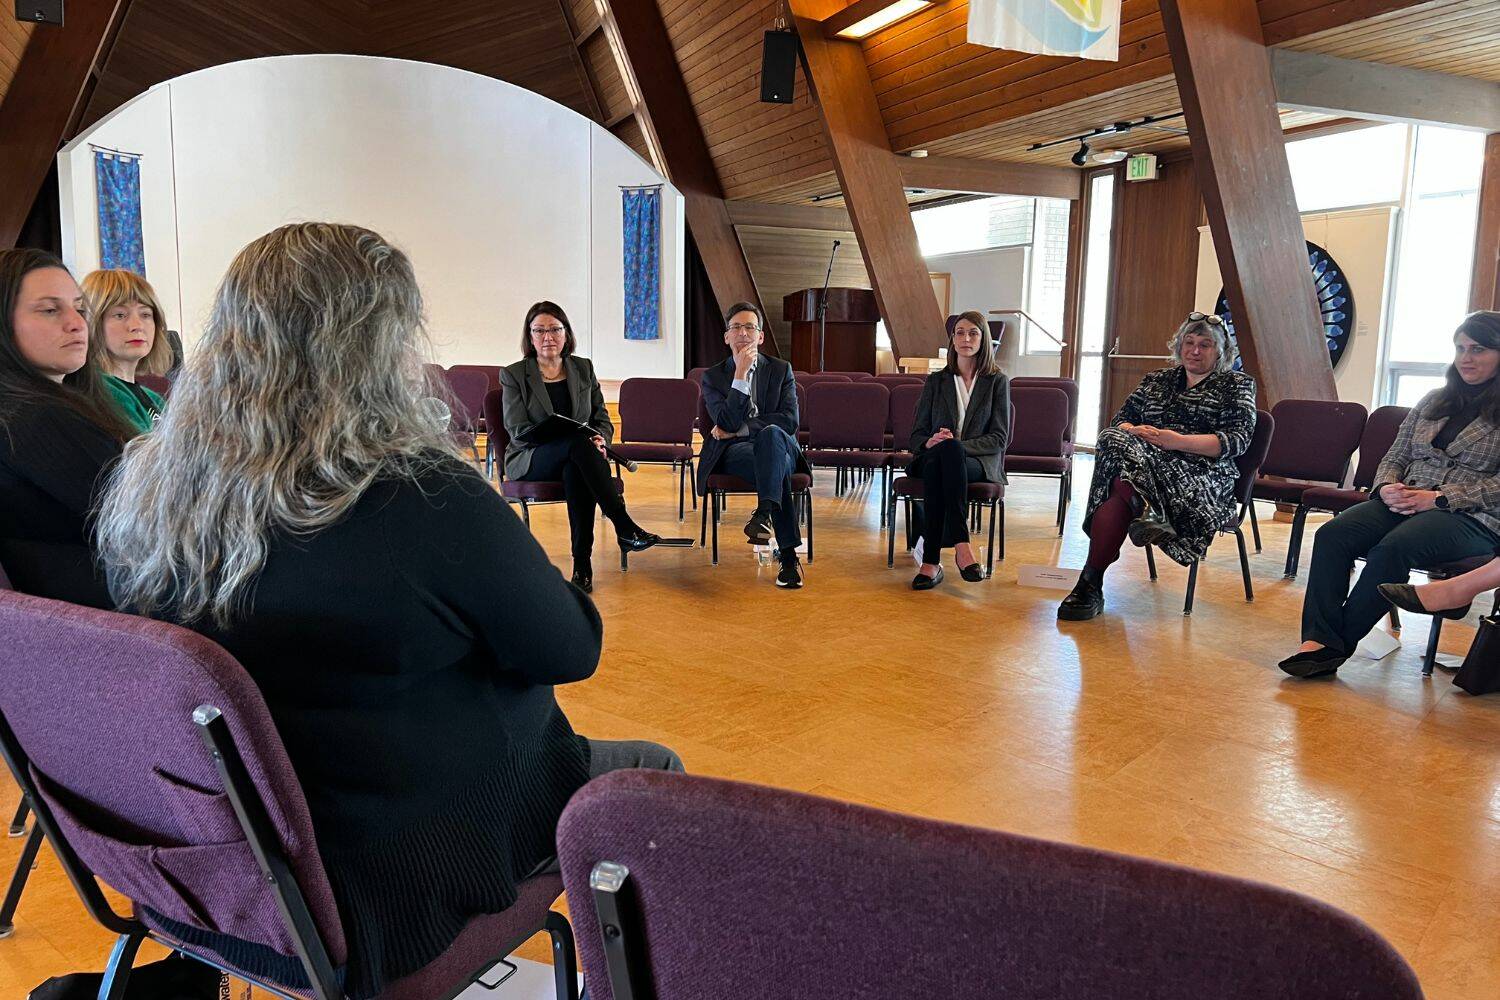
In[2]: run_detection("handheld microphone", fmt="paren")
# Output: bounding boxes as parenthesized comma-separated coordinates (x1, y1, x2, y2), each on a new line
(606, 447, 641, 473)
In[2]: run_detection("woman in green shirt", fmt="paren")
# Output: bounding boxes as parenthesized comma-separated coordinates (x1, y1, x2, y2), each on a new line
(81, 269, 170, 434)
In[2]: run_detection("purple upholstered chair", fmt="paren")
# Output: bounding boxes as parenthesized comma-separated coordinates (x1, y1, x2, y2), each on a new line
(483, 387, 631, 571)
(792, 372, 853, 392)
(613, 377, 701, 519)
(804, 381, 890, 511)
(558, 770, 1421, 1000)
(1142, 408, 1274, 616)
(821, 370, 873, 380)
(696, 392, 813, 565)
(0, 590, 577, 999)
(1247, 399, 1367, 576)
(1286, 405, 1409, 579)
(137, 373, 172, 399)
(440, 367, 489, 465)
(0, 557, 32, 939)
(1003, 385, 1071, 535)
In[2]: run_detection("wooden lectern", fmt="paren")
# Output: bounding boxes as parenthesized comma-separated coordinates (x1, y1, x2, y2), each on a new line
(784, 288, 879, 373)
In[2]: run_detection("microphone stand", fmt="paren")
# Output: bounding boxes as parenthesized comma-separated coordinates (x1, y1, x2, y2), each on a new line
(817, 239, 840, 373)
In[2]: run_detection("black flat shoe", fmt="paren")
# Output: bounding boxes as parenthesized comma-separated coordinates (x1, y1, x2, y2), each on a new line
(744, 508, 773, 544)
(959, 562, 985, 582)
(618, 530, 662, 554)
(912, 566, 944, 590)
(1278, 645, 1348, 678)
(1127, 514, 1177, 548)
(1057, 573, 1104, 621)
(1378, 582, 1471, 621)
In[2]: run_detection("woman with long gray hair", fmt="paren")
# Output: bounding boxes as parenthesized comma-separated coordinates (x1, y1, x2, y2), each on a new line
(1058, 312, 1257, 621)
(96, 222, 679, 998)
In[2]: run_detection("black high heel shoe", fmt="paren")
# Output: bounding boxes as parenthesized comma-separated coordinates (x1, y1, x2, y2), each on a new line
(1378, 583, 1471, 621)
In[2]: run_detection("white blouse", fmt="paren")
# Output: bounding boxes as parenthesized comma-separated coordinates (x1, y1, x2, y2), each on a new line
(953, 373, 976, 436)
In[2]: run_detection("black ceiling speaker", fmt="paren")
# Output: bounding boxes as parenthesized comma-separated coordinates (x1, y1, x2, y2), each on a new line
(760, 29, 798, 104)
(14, 1, 63, 25)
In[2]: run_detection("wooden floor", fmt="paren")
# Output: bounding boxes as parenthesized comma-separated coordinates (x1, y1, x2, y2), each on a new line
(5, 455, 1500, 998)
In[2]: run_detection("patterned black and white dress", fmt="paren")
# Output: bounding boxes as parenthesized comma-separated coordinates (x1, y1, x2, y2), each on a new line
(1084, 366, 1258, 565)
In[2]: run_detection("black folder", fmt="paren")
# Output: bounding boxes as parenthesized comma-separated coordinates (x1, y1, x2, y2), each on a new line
(517, 413, 596, 446)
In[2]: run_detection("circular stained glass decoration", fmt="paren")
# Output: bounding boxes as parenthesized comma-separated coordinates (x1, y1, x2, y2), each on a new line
(1213, 241, 1354, 372)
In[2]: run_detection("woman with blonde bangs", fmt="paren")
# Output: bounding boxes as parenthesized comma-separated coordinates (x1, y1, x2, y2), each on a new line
(95, 222, 678, 1000)
(81, 269, 169, 433)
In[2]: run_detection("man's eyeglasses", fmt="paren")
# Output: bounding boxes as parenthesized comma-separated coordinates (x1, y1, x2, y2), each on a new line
(727, 323, 761, 334)
(1187, 312, 1225, 327)
(530, 325, 566, 336)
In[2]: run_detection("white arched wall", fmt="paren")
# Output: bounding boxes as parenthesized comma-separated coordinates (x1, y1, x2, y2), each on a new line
(57, 55, 686, 381)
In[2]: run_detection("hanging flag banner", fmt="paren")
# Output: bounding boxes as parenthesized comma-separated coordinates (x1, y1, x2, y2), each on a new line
(94, 149, 148, 275)
(621, 186, 662, 342)
(968, 0, 1121, 61)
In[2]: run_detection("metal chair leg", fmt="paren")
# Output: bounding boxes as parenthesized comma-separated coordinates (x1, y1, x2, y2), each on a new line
(1236, 527, 1254, 602)
(711, 492, 720, 565)
(1055, 476, 1067, 532)
(545, 911, 580, 1000)
(1423, 615, 1442, 676)
(520, 501, 530, 528)
(0, 823, 42, 937)
(985, 500, 997, 578)
(997, 501, 1005, 563)
(8, 799, 27, 838)
(688, 459, 697, 510)
(888, 492, 898, 567)
(99, 932, 145, 1000)
(1249, 501, 1262, 553)
(1184, 560, 1199, 616)
(1145, 544, 1158, 581)
(806, 491, 814, 562)
(1285, 505, 1309, 579)
(677, 462, 685, 520)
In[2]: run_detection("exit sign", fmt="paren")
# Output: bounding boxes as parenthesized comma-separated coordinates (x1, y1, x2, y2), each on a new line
(1126, 153, 1159, 182)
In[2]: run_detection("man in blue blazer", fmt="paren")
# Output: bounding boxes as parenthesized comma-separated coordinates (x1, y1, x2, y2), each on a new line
(696, 302, 811, 588)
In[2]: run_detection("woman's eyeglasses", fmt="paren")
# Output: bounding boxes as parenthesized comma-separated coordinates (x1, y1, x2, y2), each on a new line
(530, 326, 565, 337)
(1187, 312, 1225, 327)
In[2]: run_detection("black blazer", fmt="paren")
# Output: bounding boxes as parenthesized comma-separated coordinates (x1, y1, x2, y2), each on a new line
(696, 354, 810, 495)
(498, 355, 613, 481)
(908, 370, 1012, 483)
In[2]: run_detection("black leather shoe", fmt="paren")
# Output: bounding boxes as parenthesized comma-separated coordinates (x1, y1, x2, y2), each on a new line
(1127, 514, 1177, 548)
(776, 551, 804, 589)
(617, 530, 662, 554)
(571, 561, 593, 593)
(744, 508, 774, 544)
(1378, 582, 1471, 621)
(959, 562, 985, 583)
(912, 566, 944, 590)
(1277, 645, 1348, 678)
(1057, 572, 1104, 621)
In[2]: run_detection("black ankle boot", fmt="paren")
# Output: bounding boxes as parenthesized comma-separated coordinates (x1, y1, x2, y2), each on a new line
(1058, 568, 1105, 621)
(571, 560, 593, 593)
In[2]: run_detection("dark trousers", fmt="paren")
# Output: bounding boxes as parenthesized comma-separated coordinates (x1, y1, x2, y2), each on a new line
(720, 426, 802, 551)
(1302, 499, 1499, 652)
(911, 438, 986, 557)
(519, 436, 629, 562)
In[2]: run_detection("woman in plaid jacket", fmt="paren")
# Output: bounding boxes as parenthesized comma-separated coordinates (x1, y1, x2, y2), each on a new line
(1283, 311, 1500, 678)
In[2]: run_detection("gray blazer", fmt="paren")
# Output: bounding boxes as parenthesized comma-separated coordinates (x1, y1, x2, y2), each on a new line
(908, 370, 1012, 484)
(498, 355, 613, 481)
(1375, 388, 1500, 536)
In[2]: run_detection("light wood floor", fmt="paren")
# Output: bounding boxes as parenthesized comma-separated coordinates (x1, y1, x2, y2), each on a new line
(4, 455, 1500, 998)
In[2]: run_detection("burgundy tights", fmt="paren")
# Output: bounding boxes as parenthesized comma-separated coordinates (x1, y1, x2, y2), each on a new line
(1085, 478, 1138, 575)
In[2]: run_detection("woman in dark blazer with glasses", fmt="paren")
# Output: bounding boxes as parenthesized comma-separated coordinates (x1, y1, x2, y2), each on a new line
(498, 301, 659, 592)
(906, 311, 1011, 590)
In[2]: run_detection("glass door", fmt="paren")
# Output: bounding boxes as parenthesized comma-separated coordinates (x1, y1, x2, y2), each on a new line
(1074, 170, 1116, 447)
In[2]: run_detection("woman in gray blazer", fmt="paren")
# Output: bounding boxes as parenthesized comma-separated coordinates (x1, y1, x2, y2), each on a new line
(906, 311, 1011, 590)
(499, 302, 659, 592)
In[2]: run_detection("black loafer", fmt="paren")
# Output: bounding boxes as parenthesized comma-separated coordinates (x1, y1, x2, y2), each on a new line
(912, 566, 944, 590)
(618, 530, 662, 554)
(959, 562, 985, 583)
(1278, 646, 1348, 678)
(1378, 582, 1471, 621)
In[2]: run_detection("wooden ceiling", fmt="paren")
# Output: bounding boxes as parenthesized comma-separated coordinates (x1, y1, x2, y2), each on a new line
(0, 18, 33, 106)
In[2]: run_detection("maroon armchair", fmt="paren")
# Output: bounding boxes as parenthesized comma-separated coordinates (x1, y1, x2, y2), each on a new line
(0, 590, 578, 1000)
(613, 377, 701, 519)
(1143, 409, 1274, 616)
(1003, 385, 1071, 535)
(557, 769, 1421, 1000)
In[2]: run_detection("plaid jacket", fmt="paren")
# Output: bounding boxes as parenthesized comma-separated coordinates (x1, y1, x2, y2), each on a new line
(1375, 389, 1500, 536)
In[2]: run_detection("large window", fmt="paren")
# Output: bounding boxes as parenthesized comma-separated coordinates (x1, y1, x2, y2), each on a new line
(1286, 124, 1407, 212)
(1075, 172, 1115, 447)
(913, 196, 1034, 256)
(1025, 198, 1072, 355)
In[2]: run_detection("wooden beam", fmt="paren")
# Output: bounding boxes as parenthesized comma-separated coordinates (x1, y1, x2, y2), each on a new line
(1160, 0, 1335, 404)
(897, 155, 1081, 201)
(1472, 133, 1500, 312)
(726, 201, 854, 232)
(1059, 195, 1084, 384)
(790, 0, 946, 360)
(1271, 49, 1500, 133)
(0, 0, 131, 249)
(601, 0, 770, 350)
(553, 0, 605, 123)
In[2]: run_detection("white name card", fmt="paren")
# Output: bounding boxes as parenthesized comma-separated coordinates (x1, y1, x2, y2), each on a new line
(1019, 565, 1081, 590)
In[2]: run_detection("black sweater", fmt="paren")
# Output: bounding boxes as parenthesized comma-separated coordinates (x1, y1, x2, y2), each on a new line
(0, 399, 121, 606)
(155, 459, 601, 997)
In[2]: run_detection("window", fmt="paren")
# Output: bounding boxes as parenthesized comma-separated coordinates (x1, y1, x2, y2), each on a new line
(1286, 124, 1407, 212)
(1076, 172, 1115, 447)
(913, 195, 1034, 257)
(1024, 198, 1071, 355)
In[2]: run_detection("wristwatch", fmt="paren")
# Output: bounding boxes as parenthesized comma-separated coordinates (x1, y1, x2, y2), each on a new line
(1435, 492, 1450, 510)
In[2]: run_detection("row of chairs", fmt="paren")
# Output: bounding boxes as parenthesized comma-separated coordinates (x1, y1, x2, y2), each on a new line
(0, 581, 1423, 999)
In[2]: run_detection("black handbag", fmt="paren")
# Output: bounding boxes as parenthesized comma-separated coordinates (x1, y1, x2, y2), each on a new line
(1453, 614, 1500, 695)
(28, 956, 230, 999)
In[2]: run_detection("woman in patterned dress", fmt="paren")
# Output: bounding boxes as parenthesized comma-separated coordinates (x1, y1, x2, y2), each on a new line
(1058, 313, 1258, 621)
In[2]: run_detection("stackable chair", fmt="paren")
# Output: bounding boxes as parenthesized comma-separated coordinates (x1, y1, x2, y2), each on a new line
(137, 373, 172, 399)
(1246, 399, 1367, 574)
(441, 367, 489, 465)
(483, 388, 632, 571)
(556, 769, 1422, 1000)
(821, 371, 872, 380)
(696, 393, 813, 565)
(612, 377, 701, 519)
(1284, 405, 1409, 579)
(872, 373, 926, 389)
(0, 590, 578, 1000)
(1003, 385, 1071, 535)
(0, 558, 34, 940)
(1142, 409, 1274, 616)
(1010, 376, 1078, 531)
(803, 381, 891, 505)
(886, 426, 1006, 579)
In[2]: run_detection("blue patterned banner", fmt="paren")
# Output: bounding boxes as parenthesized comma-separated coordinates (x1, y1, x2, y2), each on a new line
(95, 150, 146, 276)
(622, 187, 661, 341)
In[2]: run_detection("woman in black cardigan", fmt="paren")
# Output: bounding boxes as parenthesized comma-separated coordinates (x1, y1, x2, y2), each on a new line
(96, 224, 680, 999)
(0, 249, 132, 606)
(906, 311, 1011, 590)
(499, 301, 660, 593)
